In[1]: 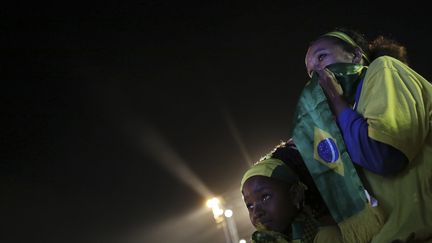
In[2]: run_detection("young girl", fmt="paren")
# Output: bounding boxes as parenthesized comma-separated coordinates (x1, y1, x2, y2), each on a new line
(241, 141, 341, 243)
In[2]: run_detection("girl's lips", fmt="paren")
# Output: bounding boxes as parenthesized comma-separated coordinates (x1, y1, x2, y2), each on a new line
(259, 220, 273, 228)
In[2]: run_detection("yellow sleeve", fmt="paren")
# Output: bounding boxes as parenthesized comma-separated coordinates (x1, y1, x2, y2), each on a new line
(357, 56, 431, 161)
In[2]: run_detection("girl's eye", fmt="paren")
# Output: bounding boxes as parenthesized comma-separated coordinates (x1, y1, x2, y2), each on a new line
(262, 194, 271, 202)
(246, 203, 254, 210)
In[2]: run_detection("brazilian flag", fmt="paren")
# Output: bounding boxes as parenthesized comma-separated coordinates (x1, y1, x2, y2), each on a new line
(292, 63, 384, 242)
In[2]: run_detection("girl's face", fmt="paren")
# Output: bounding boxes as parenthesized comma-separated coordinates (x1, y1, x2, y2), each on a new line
(242, 176, 298, 234)
(305, 38, 357, 77)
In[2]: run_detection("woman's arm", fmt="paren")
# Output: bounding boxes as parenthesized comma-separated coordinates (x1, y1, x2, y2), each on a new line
(338, 108, 407, 175)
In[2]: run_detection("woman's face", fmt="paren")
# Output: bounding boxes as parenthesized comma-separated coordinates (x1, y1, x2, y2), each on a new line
(242, 176, 298, 234)
(305, 38, 357, 77)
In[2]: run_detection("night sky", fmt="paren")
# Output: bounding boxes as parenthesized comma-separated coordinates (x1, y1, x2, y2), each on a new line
(2, 2, 432, 243)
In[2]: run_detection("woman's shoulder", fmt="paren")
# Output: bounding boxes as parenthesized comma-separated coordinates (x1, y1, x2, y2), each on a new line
(365, 55, 416, 82)
(367, 55, 430, 85)
(369, 55, 408, 71)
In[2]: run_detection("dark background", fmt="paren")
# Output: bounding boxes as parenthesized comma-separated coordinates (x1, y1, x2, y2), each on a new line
(2, 1, 431, 243)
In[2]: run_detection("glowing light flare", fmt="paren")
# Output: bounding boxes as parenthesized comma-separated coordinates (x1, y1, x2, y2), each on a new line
(214, 207, 224, 217)
(220, 109, 253, 166)
(206, 197, 225, 223)
(140, 124, 213, 198)
(206, 197, 220, 208)
(224, 209, 233, 218)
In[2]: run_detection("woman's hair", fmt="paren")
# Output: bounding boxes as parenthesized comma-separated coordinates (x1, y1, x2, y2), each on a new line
(263, 141, 330, 218)
(319, 27, 409, 65)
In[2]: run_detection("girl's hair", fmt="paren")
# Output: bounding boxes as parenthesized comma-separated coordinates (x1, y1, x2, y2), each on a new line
(265, 141, 330, 218)
(321, 27, 409, 65)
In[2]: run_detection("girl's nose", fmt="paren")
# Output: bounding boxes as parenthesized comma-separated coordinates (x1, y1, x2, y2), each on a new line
(252, 203, 264, 221)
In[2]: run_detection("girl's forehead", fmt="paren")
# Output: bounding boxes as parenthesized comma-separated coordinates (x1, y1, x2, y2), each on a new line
(244, 176, 272, 188)
(243, 176, 287, 195)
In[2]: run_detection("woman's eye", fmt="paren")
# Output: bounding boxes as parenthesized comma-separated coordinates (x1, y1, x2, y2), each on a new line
(318, 53, 327, 61)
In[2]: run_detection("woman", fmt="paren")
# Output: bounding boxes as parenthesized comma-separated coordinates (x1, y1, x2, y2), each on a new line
(294, 28, 432, 242)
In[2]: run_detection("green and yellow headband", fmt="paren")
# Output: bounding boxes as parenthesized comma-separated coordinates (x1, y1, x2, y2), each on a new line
(240, 158, 299, 190)
(322, 31, 370, 63)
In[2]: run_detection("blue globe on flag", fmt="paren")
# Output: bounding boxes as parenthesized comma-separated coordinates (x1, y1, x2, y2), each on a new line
(317, 138, 339, 163)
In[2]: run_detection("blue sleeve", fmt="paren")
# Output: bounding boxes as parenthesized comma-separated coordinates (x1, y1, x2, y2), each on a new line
(337, 108, 408, 175)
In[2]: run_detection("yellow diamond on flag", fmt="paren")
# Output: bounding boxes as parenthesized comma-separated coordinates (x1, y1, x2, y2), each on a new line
(313, 127, 344, 176)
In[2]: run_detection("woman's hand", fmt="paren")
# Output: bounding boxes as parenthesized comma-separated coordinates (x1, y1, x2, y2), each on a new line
(316, 68, 349, 117)
(316, 68, 343, 99)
